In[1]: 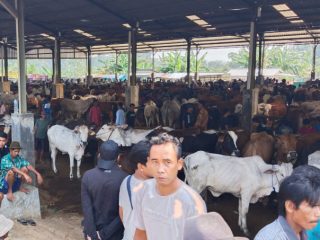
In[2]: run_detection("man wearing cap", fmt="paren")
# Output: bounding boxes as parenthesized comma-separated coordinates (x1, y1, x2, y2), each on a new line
(0, 141, 43, 201)
(81, 140, 127, 240)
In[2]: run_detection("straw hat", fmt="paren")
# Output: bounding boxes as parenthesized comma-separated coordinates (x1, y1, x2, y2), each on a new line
(9, 141, 22, 149)
(183, 212, 248, 240)
(0, 215, 14, 237)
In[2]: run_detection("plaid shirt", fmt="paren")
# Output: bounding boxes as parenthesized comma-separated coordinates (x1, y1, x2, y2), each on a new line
(0, 153, 30, 189)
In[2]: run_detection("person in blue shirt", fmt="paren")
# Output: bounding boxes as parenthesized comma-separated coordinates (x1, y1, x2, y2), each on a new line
(308, 221, 320, 240)
(115, 102, 125, 126)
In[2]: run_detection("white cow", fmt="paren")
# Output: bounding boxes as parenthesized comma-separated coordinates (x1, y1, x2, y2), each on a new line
(184, 151, 293, 235)
(95, 124, 159, 146)
(161, 98, 180, 128)
(308, 151, 320, 169)
(48, 125, 89, 179)
(144, 100, 160, 128)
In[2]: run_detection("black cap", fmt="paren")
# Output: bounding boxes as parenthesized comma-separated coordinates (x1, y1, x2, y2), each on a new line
(97, 140, 119, 169)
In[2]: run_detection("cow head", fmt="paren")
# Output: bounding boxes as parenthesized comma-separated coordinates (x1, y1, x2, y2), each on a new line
(215, 131, 240, 156)
(274, 134, 297, 164)
(96, 124, 127, 146)
(74, 125, 89, 146)
(183, 152, 208, 194)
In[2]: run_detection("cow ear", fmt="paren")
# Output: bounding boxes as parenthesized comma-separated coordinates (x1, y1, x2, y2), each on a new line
(74, 126, 79, 133)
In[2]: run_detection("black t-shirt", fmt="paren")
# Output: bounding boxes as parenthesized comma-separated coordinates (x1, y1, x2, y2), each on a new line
(0, 146, 9, 164)
(126, 111, 136, 127)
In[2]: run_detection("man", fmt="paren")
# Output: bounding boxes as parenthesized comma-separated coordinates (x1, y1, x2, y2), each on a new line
(34, 111, 50, 164)
(134, 133, 207, 240)
(126, 103, 136, 128)
(254, 165, 320, 240)
(119, 141, 153, 240)
(115, 102, 126, 126)
(0, 141, 43, 201)
(88, 100, 102, 127)
(0, 131, 9, 162)
(0, 214, 14, 240)
(82, 140, 127, 240)
(194, 101, 208, 131)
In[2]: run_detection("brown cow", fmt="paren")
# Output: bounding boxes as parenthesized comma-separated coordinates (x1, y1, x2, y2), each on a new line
(243, 132, 274, 163)
(243, 132, 297, 164)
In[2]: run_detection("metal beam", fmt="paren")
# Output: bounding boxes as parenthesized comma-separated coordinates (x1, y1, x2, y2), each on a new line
(3, 39, 8, 81)
(186, 38, 191, 85)
(131, 27, 137, 86)
(0, 0, 18, 18)
(54, 34, 61, 83)
(15, 0, 27, 113)
(311, 42, 318, 80)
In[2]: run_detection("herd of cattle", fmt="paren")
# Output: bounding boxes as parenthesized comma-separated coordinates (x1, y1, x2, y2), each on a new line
(2, 78, 320, 234)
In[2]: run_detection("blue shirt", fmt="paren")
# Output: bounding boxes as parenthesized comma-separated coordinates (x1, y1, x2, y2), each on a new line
(307, 221, 320, 240)
(115, 109, 125, 125)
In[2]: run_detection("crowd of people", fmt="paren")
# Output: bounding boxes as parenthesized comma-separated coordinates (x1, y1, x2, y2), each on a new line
(81, 132, 320, 240)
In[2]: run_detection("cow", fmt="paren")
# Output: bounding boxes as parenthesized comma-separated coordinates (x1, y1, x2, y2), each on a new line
(144, 100, 160, 128)
(181, 130, 240, 156)
(60, 98, 95, 120)
(48, 125, 89, 179)
(95, 124, 160, 146)
(242, 132, 297, 164)
(161, 98, 180, 128)
(184, 151, 293, 235)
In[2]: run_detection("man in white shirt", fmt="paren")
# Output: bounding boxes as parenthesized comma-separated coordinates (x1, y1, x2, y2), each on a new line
(119, 141, 153, 240)
(134, 133, 207, 240)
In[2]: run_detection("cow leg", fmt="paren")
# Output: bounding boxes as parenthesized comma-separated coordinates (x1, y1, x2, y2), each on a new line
(238, 197, 242, 226)
(69, 154, 74, 179)
(76, 159, 81, 179)
(50, 146, 58, 174)
(239, 193, 250, 235)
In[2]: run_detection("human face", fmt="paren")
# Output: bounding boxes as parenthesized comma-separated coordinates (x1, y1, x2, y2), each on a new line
(148, 143, 183, 189)
(0, 137, 7, 148)
(139, 161, 154, 179)
(10, 149, 20, 159)
(288, 200, 320, 231)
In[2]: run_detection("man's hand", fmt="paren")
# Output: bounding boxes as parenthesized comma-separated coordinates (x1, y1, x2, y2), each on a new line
(24, 174, 32, 184)
(37, 173, 43, 185)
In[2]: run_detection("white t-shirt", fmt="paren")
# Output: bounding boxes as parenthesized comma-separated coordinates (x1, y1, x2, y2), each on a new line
(119, 175, 144, 240)
(135, 178, 207, 240)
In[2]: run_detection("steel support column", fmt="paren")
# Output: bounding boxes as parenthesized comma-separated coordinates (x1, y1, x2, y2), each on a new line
(186, 38, 191, 85)
(195, 45, 200, 81)
(242, 7, 260, 132)
(3, 40, 8, 81)
(54, 34, 61, 84)
(257, 33, 264, 85)
(115, 51, 118, 82)
(152, 48, 155, 82)
(51, 48, 54, 81)
(247, 21, 257, 90)
(87, 46, 92, 76)
(311, 42, 318, 80)
(15, 0, 26, 113)
(131, 27, 137, 86)
(127, 31, 131, 86)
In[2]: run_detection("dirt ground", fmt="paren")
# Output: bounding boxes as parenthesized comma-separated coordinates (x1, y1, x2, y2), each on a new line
(9, 152, 278, 240)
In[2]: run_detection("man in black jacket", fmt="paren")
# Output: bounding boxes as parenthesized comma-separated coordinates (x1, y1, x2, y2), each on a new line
(81, 140, 127, 240)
